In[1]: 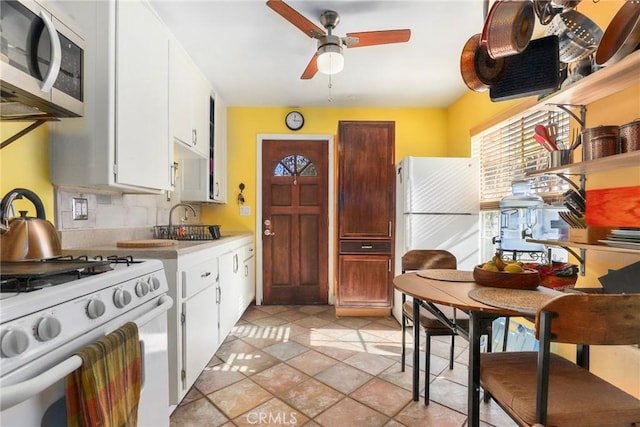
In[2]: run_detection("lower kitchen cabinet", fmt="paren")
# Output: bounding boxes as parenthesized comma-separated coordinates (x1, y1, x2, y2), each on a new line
(218, 239, 255, 339)
(182, 285, 218, 391)
(163, 234, 254, 406)
(337, 254, 393, 311)
(219, 249, 241, 339)
(242, 243, 256, 307)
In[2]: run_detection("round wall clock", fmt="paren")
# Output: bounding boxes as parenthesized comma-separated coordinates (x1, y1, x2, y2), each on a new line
(285, 111, 304, 131)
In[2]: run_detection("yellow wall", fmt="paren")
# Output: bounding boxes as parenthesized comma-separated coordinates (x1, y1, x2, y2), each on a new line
(0, 123, 55, 218)
(200, 107, 451, 230)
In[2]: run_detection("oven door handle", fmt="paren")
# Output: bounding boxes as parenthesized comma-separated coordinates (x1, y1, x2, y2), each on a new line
(0, 295, 173, 412)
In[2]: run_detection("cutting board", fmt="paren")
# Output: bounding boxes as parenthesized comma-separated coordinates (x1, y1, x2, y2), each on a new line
(116, 239, 177, 248)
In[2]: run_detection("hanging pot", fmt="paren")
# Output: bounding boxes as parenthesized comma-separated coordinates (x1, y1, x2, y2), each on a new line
(595, 1, 640, 67)
(460, 33, 506, 92)
(484, 0, 535, 59)
(0, 188, 62, 262)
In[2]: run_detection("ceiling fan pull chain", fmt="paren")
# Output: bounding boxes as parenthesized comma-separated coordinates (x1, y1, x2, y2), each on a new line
(327, 74, 333, 103)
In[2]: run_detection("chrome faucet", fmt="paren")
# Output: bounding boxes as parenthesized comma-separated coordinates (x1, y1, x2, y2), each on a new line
(168, 203, 197, 229)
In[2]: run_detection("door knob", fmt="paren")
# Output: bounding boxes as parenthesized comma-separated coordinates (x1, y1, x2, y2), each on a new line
(264, 229, 275, 236)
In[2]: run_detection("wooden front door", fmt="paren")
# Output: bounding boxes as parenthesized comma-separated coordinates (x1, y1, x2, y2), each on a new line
(262, 139, 329, 304)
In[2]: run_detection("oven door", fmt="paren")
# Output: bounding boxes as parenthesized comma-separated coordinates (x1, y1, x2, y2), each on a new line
(0, 295, 171, 427)
(0, 0, 84, 117)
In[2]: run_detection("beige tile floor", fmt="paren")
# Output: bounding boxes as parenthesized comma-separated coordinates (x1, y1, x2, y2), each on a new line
(169, 305, 518, 427)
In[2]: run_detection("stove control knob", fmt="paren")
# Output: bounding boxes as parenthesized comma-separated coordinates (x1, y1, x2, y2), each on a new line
(135, 280, 149, 297)
(36, 316, 62, 341)
(113, 289, 132, 308)
(148, 276, 161, 292)
(86, 299, 106, 319)
(1, 329, 29, 357)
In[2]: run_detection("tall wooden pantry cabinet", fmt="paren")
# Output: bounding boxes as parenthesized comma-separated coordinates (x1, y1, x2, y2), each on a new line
(336, 121, 395, 316)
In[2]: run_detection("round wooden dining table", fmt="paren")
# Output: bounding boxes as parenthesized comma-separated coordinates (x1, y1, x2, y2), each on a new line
(393, 270, 561, 427)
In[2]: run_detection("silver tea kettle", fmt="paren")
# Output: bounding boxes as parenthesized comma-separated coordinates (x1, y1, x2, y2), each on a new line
(0, 188, 62, 262)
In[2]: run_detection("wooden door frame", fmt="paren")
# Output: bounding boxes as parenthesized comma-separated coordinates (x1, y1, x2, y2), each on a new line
(255, 134, 335, 306)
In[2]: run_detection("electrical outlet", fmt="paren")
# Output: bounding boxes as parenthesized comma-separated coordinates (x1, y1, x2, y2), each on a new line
(240, 205, 251, 216)
(72, 198, 88, 220)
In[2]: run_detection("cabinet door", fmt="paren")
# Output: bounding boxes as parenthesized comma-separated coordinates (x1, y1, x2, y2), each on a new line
(241, 244, 255, 309)
(211, 93, 227, 202)
(191, 72, 210, 158)
(338, 121, 395, 239)
(218, 249, 242, 340)
(180, 91, 227, 203)
(182, 285, 218, 392)
(115, 0, 171, 191)
(337, 254, 392, 307)
(169, 40, 195, 148)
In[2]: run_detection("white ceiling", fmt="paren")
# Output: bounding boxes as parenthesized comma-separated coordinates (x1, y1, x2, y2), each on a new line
(149, 0, 486, 108)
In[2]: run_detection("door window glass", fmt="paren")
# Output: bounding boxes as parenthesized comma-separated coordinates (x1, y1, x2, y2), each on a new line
(273, 154, 317, 177)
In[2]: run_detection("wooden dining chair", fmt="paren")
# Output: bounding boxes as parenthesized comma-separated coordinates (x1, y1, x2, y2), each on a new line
(480, 293, 640, 427)
(400, 249, 468, 405)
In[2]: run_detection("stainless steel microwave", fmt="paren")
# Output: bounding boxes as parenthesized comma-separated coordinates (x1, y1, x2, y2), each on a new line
(0, 0, 84, 118)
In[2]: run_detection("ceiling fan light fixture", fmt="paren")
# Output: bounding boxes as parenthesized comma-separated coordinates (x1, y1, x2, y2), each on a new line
(316, 35, 344, 75)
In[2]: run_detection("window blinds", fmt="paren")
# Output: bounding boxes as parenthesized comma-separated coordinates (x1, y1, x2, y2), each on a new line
(473, 109, 570, 210)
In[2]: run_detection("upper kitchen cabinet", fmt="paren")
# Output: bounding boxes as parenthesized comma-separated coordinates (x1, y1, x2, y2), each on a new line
(181, 90, 227, 203)
(50, 0, 172, 193)
(169, 39, 210, 159)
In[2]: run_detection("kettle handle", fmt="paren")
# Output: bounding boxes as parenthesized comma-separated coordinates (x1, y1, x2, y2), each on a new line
(0, 188, 47, 224)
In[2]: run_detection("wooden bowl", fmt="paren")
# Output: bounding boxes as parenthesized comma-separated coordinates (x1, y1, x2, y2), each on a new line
(473, 265, 541, 290)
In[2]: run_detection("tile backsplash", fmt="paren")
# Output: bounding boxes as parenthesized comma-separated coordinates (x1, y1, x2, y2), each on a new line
(55, 183, 201, 248)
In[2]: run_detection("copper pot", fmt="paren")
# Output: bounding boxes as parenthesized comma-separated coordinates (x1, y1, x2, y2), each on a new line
(460, 33, 506, 92)
(620, 120, 640, 153)
(581, 126, 620, 161)
(595, 1, 640, 67)
(0, 188, 61, 262)
(484, 0, 535, 59)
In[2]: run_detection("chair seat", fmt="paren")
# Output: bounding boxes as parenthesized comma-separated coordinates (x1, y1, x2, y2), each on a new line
(402, 301, 470, 332)
(481, 351, 640, 427)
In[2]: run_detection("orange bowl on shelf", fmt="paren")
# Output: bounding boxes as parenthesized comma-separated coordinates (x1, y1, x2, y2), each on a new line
(473, 265, 541, 290)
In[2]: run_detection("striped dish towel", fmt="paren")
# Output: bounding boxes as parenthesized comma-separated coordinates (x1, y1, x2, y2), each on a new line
(65, 322, 142, 427)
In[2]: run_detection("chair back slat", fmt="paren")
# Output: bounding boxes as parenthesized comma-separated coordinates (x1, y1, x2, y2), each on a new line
(535, 294, 640, 345)
(401, 250, 457, 272)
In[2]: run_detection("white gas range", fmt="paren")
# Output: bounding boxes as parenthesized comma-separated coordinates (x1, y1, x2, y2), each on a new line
(0, 256, 173, 426)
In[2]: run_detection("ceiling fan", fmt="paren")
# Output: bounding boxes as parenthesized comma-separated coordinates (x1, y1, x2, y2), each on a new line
(266, 0, 411, 79)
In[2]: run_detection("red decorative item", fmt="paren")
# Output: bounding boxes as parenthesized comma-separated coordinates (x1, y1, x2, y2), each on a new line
(585, 186, 640, 228)
(522, 262, 578, 290)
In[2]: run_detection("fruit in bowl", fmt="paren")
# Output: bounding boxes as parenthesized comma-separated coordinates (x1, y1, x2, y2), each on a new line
(473, 255, 541, 289)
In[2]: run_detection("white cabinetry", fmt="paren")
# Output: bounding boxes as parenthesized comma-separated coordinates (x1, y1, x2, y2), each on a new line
(50, 0, 172, 193)
(218, 237, 255, 339)
(180, 257, 219, 397)
(242, 242, 256, 306)
(181, 90, 227, 203)
(219, 249, 241, 339)
(169, 39, 209, 159)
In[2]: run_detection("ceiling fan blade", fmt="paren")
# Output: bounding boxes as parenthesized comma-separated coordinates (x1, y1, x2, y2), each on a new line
(266, 0, 325, 38)
(300, 55, 318, 80)
(345, 29, 411, 48)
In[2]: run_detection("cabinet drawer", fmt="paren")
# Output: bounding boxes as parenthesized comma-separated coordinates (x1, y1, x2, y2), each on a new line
(339, 240, 391, 254)
(182, 259, 218, 299)
(242, 243, 255, 261)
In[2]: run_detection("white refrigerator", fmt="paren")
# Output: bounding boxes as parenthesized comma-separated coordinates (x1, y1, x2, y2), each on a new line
(393, 156, 480, 321)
